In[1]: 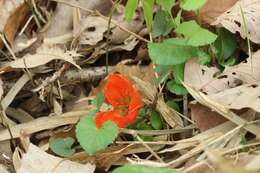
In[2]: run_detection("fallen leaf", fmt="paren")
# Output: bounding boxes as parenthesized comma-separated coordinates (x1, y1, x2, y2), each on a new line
(213, 0, 260, 43)
(0, 110, 88, 141)
(184, 58, 225, 94)
(0, 165, 9, 173)
(17, 143, 96, 173)
(199, 0, 238, 24)
(74, 16, 108, 45)
(45, 0, 112, 37)
(0, 2, 30, 48)
(190, 103, 227, 131)
(6, 46, 81, 69)
(185, 50, 260, 94)
(114, 63, 155, 82)
(183, 83, 260, 136)
(209, 82, 260, 112)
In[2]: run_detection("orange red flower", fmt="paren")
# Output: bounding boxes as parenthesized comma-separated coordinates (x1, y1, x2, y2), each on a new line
(95, 74, 142, 128)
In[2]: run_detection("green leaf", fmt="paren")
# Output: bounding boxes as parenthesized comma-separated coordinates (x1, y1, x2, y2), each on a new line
(173, 63, 184, 84)
(175, 20, 217, 46)
(152, 10, 173, 37)
(213, 28, 237, 63)
(219, 57, 236, 67)
(153, 66, 171, 85)
(167, 80, 187, 95)
(173, 10, 182, 28)
(150, 110, 163, 130)
(142, 0, 155, 31)
(180, 0, 207, 11)
(166, 100, 180, 112)
(76, 116, 118, 155)
(125, 0, 139, 21)
(113, 165, 179, 173)
(49, 137, 75, 157)
(197, 50, 211, 65)
(156, 0, 175, 12)
(92, 92, 104, 110)
(148, 38, 198, 65)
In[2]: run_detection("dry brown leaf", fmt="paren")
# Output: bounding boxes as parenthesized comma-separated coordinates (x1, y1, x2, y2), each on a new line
(0, 165, 9, 173)
(45, 0, 112, 37)
(183, 83, 260, 136)
(190, 103, 227, 132)
(209, 82, 260, 112)
(199, 0, 238, 24)
(74, 16, 108, 45)
(184, 58, 226, 94)
(17, 144, 96, 173)
(185, 154, 260, 173)
(213, 0, 260, 43)
(0, 110, 88, 141)
(114, 63, 155, 82)
(185, 50, 260, 94)
(246, 154, 260, 171)
(6, 46, 81, 69)
(111, 10, 143, 44)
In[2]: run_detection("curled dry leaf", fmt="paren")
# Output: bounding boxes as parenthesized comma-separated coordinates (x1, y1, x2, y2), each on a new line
(74, 16, 108, 45)
(17, 144, 96, 173)
(0, 0, 24, 31)
(0, 2, 30, 48)
(213, 0, 260, 43)
(3, 46, 81, 70)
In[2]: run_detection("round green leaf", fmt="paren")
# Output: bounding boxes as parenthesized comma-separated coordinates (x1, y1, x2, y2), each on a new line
(49, 137, 75, 157)
(150, 110, 163, 130)
(175, 20, 217, 46)
(76, 116, 118, 155)
(148, 41, 198, 65)
(166, 100, 180, 112)
(167, 80, 188, 95)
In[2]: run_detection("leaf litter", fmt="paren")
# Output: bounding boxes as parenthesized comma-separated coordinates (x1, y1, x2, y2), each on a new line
(1, 0, 260, 173)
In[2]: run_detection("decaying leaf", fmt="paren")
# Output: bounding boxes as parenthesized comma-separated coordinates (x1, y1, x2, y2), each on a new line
(74, 16, 108, 45)
(0, 0, 24, 31)
(185, 50, 260, 94)
(17, 144, 96, 173)
(45, 0, 112, 37)
(5, 46, 81, 69)
(0, 110, 88, 141)
(0, 2, 30, 48)
(114, 63, 155, 82)
(183, 83, 260, 137)
(209, 82, 260, 112)
(190, 103, 227, 131)
(213, 0, 260, 43)
(199, 0, 238, 24)
(0, 165, 9, 173)
(184, 58, 225, 94)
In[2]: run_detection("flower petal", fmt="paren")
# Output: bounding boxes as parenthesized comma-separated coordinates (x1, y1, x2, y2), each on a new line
(104, 74, 134, 107)
(95, 110, 126, 128)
